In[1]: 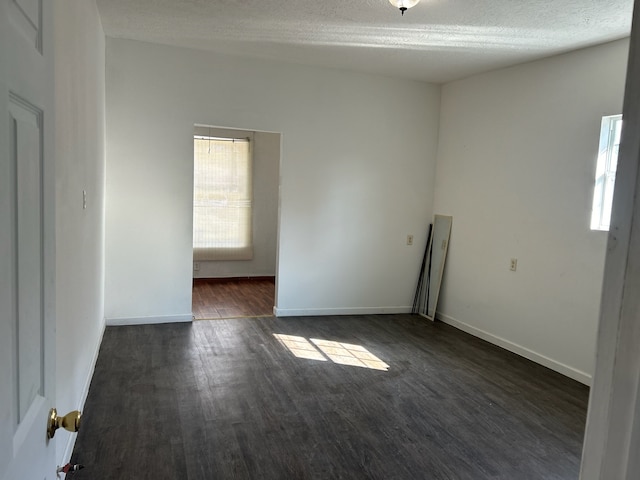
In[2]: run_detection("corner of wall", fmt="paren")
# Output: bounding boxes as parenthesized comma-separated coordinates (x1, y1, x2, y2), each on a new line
(58, 320, 106, 466)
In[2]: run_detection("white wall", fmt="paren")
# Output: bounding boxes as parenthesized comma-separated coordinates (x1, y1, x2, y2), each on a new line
(54, 0, 106, 464)
(193, 128, 280, 279)
(433, 39, 629, 384)
(104, 38, 441, 322)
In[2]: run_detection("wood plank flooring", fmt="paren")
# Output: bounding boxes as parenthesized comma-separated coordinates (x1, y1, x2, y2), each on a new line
(192, 277, 275, 319)
(69, 315, 589, 480)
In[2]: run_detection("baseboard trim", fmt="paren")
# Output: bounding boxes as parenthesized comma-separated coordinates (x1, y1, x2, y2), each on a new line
(436, 312, 592, 386)
(273, 306, 412, 317)
(60, 318, 106, 466)
(193, 276, 275, 283)
(105, 314, 193, 326)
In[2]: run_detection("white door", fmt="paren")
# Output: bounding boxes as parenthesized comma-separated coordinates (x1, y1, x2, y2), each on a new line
(0, 1, 56, 479)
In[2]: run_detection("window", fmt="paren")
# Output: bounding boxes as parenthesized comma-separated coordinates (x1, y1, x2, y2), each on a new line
(193, 131, 253, 260)
(591, 114, 622, 231)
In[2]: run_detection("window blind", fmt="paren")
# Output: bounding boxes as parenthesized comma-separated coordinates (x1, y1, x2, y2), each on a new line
(193, 135, 253, 261)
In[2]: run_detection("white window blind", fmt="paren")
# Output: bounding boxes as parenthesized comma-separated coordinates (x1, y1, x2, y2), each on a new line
(193, 134, 253, 261)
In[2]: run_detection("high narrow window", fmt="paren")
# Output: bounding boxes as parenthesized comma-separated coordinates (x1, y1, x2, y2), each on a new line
(193, 133, 253, 260)
(591, 114, 622, 231)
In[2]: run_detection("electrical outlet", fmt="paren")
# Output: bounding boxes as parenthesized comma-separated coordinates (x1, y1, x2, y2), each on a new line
(193, 262, 200, 271)
(510, 258, 517, 271)
(407, 235, 414, 246)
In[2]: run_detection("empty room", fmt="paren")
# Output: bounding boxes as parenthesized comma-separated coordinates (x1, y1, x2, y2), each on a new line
(2, 0, 640, 479)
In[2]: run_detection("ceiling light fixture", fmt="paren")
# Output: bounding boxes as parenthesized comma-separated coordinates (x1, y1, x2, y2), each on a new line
(389, 0, 420, 15)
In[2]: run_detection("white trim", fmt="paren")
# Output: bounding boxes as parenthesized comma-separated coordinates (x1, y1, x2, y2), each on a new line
(192, 274, 275, 279)
(273, 306, 412, 317)
(436, 312, 592, 386)
(59, 319, 106, 467)
(105, 314, 193, 326)
(581, 7, 640, 476)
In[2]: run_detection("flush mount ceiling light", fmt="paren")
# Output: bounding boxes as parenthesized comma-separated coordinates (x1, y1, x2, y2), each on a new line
(389, 0, 420, 15)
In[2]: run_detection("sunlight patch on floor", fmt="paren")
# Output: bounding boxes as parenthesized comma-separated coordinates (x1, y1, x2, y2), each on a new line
(311, 339, 390, 371)
(274, 334, 389, 371)
(273, 334, 327, 361)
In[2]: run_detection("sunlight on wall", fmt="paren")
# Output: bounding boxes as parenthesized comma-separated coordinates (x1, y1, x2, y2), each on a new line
(273, 334, 389, 371)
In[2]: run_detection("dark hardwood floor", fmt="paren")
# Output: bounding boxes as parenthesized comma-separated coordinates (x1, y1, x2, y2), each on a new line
(192, 277, 275, 319)
(69, 315, 589, 480)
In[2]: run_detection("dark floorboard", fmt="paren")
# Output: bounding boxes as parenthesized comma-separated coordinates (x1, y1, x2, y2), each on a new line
(69, 315, 589, 479)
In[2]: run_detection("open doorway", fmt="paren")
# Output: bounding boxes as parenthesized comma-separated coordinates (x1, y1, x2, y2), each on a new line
(192, 125, 280, 319)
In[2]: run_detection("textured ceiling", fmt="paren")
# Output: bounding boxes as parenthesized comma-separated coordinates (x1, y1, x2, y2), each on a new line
(96, 0, 633, 83)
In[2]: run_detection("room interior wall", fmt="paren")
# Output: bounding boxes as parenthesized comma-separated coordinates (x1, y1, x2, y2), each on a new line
(104, 38, 441, 322)
(433, 39, 629, 384)
(53, 0, 106, 464)
(193, 127, 280, 279)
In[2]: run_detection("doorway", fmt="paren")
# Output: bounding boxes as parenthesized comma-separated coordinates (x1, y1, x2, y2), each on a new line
(191, 125, 280, 319)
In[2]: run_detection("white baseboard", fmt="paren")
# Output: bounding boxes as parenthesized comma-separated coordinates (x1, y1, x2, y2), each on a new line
(193, 274, 275, 279)
(105, 313, 193, 326)
(60, 318, 106, 467)
(273, 306, 412, 317)
(436, 312, 592, 386)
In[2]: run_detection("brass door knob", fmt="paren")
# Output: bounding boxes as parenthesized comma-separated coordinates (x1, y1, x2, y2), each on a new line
(47, 408, 81, 439)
